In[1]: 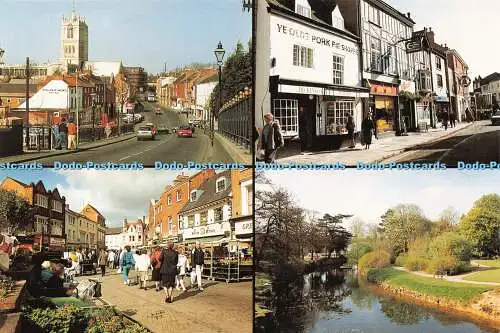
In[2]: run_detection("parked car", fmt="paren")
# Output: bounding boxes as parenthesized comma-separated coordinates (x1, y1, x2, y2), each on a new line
(177, 125, 193, 138)
(137, 126, 155, 141)
(491, 111, 500, 125)
(157, 125, 170, 134)
(171, 126, 178, 133)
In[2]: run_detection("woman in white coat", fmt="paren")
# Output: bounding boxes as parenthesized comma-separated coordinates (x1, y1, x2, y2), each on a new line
(176, 247, 188, 292)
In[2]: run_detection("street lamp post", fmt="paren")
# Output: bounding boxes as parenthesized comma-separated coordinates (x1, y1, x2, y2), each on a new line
(214, 41, 226, 147)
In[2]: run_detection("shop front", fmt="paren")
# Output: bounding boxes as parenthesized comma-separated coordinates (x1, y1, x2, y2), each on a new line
(434, 95, 451, 123)
(398, 80, 417, 131)
(367, 81, 398, 133)
(272, 80, 368, 151)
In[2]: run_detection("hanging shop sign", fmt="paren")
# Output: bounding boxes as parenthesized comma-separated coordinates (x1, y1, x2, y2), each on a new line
(235, 220, 253, 236)
(405, 37, 424, 54)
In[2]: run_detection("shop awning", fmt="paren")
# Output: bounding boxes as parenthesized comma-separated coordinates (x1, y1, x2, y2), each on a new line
(182, 235, 225, 245)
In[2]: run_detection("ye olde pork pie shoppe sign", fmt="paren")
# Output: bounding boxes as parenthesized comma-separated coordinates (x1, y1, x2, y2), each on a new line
(272, 16, 359, 55)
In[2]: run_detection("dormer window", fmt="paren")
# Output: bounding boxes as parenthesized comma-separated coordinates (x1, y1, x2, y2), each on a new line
(332, 7, 345, 30)
(296, 3, 311, 18)
(216, 178, 226, 193)
(190, 190, 197, 202)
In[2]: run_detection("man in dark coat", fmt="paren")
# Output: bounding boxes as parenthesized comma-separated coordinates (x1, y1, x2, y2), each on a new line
(159, 241, 178, 303)
(58, 118, 68, 150)
(192, 241, 205, 291)
(258, 113, 284, 163)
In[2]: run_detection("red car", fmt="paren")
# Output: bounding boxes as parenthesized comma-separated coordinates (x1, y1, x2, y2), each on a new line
(177, 126, 193, 138)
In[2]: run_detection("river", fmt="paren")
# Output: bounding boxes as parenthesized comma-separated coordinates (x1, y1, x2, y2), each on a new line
(255, 270, 499, 333)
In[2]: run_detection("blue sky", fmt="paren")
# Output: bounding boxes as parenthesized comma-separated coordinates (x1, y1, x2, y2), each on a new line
(263, 169, 500, 226)
(0, 0, 251, 73)
(0, 169, 196, 227)
(385, 0, 499, 79)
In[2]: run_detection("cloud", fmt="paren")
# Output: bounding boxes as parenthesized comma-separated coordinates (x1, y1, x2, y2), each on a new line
(55, 170, 195, 227)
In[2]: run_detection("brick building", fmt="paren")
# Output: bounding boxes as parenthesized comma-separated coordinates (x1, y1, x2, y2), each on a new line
(0, 177, 66, 251)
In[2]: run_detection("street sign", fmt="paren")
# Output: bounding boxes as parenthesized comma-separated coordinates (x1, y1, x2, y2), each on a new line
(460, 75, 472, 87)
(405, 37, 424, 54)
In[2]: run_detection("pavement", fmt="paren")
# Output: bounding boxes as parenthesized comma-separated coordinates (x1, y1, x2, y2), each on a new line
(394, 266, 500, 286)
(0, 103, 241, 165)
(277, 121, 498, 166)
(77, 271, 252, 333)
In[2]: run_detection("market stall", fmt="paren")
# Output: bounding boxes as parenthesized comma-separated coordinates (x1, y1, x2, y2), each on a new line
(202, 238, 253, 283)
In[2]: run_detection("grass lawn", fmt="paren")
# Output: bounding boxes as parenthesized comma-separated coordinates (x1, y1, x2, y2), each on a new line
(463, 269, 500, 283)
(473, 260, 500, 268)
(367, 268, 494, 303)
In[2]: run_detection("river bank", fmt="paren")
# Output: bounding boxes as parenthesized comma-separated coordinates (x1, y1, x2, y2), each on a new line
(367, 268, 500, 326)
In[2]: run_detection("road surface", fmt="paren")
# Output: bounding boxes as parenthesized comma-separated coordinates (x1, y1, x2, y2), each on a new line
(35, 103, 233, 165)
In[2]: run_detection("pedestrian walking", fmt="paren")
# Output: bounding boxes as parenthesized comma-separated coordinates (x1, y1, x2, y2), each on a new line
(150, 246, 162, 292)
(346, 115, 356, 148)
(449, 109, 457, 128)
(258, 113, 284, 163)
(52, 121, 62, 150)
(361, 113, 375, 150)
(90, 250, 98, 275)
(98, 248, 108, 277)
(176, 247, 188, 292)
(76, 248, 83, 276)
(192, 242, 205, 291)
(442, 109, 449, 130)
(159, 241, 178, 303)
(108, 250, 115, 269)
(59, 118, 68, 150)
(67, 119, 77, 150)
(120, 245, 135, 285)
(137, 249, 150, 290)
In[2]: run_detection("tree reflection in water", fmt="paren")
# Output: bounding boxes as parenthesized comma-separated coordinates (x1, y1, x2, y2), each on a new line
(379, 300, 430, 325)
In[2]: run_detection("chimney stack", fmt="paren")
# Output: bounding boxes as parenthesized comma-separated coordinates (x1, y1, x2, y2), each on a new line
(407, 12, 411, 19)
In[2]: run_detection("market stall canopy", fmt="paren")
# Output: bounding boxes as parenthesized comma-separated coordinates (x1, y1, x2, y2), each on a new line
(16, 80, 69, 110)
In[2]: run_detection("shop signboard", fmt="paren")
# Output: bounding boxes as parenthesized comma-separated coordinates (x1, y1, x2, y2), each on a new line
(279, 84, 323, 96)
(235, 220, 253, 236)
(49, 237, 66, 247)
(183, 223, 226, 239)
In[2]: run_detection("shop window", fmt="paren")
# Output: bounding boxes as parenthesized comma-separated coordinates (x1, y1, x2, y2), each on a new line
(437, 74, 443, 88)
(332, 54, 344, 85)
(293, 45, 314, 68)
(325, 101, 354, 135)
(273, 99, 298, 137)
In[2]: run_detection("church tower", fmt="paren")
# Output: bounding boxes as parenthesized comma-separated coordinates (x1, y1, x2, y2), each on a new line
(59, 7, 88, 68)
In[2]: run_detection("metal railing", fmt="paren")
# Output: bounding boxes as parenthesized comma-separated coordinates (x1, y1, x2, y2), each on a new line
(218, 94, 251, 150)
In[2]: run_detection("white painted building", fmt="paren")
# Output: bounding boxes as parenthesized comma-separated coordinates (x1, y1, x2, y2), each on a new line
(105, 227, 123, 250)
(256, 0, 369, 152)
(194, 78, 217, 120)
(178, 171, 233, 244)
(121, 219, 146, 249)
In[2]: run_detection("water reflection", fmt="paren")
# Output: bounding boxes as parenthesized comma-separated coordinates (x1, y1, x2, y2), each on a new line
(255, 270, 499, 333)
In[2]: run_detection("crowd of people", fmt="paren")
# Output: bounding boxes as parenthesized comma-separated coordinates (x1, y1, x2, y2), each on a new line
(52, 117, 78, 150)
(118, 241, 206, 303)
